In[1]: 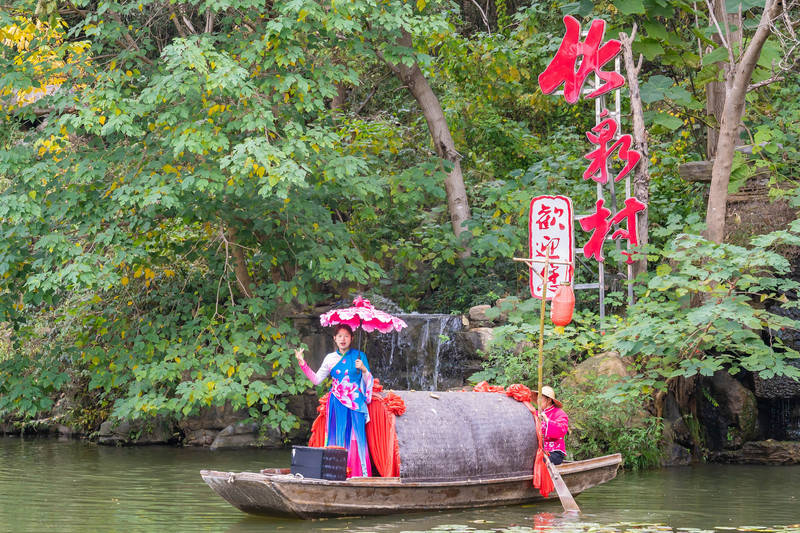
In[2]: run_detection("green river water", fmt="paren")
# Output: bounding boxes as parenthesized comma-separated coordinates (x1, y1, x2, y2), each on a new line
(1, 437, 798, 533)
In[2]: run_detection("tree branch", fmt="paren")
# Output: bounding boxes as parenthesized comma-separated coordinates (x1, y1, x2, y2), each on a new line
(620, 23, 651, 278)
(169, 8, 188, 38)
(60, 0, 88, 17)
(748, 74, 785, 91)
(108, 11, 154, 65)
(181, 13, 197, 34)
(354, 73, 390, 115)
(705, 0, 733, 55)
(693, 1, 706, 60)
(705, 0, 782, 243)
(468, 0, 491, 35)
(222, 225, 255, 299)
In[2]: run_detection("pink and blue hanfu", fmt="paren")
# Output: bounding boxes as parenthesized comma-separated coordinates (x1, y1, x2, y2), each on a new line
(299, 348, 374, 477)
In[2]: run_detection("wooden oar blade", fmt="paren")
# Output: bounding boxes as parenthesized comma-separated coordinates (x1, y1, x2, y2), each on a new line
(544, 456, 580, 513)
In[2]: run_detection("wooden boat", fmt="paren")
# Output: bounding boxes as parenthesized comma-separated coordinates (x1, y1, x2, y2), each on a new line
(200, 391, 622, 518)
(201, 453, 621, 518)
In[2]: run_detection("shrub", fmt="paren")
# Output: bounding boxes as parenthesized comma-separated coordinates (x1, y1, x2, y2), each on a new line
(562, 376, 663, 471)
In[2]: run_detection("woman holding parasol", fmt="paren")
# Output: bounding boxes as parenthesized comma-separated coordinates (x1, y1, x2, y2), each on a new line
(294, 296, 406, 478)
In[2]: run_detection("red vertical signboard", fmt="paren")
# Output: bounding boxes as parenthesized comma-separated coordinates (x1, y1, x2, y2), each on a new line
(537, 14, 647, 267)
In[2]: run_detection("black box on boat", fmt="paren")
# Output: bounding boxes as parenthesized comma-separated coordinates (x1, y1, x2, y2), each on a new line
(290, 446, 347, 481)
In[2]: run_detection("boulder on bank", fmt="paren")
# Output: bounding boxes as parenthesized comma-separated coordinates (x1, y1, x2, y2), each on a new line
(210, 421, 258, 449)
(209, 420, 284, 449)
(661, 391, 693, 451)
(697, 370, 759, 451)
(467, 305, 494, 327)
(178, 404, 249, 447)
(98, 417, 176, 445)
(714, 440, 800, 464)
(455, 327, 494, 355)
(662, 442, 692, 466)
(753, 360, 800, 399)
(562, 351, 633, 390)
(494, 297, 521, 323)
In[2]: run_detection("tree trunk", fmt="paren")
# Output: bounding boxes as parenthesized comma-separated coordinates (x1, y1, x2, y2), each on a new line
(331, 82, 347, 110)
(227, 226, 254, 298)
(386, 31, 471, 254)
(620, 28, 650, 279)
(706, 0, 743, 159)
(705, 0, 779, 243)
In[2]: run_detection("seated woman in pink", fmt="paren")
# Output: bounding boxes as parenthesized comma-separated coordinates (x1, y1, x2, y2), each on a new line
(536, 386, 569, 465)
(294, 325, 374, 477)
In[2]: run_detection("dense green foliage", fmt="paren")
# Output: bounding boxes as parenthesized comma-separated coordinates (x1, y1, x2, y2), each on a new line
(472, 223, 800, 466)
(608, 226, 800, 387)
(2, 0, 800, 461)
(0, 0, 449, 428)
(477, 222, 800, 388)
(563, 376, 663, 470)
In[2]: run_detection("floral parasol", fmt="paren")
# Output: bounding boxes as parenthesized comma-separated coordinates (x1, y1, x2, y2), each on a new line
(320, 296, 407, 334)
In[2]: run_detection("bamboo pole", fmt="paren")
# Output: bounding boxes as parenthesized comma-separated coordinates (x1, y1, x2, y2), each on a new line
(538, 257, 549, 402)
(534, 255, 580, 513)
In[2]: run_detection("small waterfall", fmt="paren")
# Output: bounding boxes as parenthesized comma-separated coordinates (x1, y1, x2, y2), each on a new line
(761, 280, 800, 440)
(432, 318, 446, 391)
(763, 398, 800, 440)
(363, 314, 465, 391)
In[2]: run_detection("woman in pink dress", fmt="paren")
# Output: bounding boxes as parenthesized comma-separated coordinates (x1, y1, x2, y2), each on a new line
(537, 385, 569, 465)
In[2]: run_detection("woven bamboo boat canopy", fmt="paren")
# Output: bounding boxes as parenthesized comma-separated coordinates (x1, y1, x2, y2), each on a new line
(393, 391, 537, 482)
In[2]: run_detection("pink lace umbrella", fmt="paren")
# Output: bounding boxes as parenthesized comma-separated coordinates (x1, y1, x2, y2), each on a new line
(320, 297, 407, 351)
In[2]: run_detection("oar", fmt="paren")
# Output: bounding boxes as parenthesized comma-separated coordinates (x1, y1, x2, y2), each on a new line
(537, 256, 580, 514)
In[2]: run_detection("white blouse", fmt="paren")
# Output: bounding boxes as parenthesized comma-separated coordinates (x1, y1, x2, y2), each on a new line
(303, 352, 343, 385)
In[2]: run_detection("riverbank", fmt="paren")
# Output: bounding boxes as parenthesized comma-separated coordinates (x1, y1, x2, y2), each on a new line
(0, 390, 320, 449)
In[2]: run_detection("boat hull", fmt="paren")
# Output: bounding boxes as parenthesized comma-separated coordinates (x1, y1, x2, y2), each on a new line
(200, 453, 621, 518)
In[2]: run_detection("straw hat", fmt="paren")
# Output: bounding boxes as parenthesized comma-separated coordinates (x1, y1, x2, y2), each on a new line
(534, 386, 563, 408)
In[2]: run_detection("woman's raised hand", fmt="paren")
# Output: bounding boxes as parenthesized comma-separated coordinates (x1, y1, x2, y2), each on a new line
(354, 358, 364, 371)
(294, 347, 305, 364)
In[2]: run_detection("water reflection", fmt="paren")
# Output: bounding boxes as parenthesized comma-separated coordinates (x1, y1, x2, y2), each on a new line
(2, 437, 800, 533)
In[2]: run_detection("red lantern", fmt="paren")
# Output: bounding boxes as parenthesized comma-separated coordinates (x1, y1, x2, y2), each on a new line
(550, 282, 575, 334)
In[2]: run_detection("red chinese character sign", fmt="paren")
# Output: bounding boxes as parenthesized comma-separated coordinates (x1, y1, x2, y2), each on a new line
(584, 110, 641, 184)
(579, 198, 646, 263)
(536, 16, 648, 267)
(538, 16, 624, 104)
(529, 195, 574, 300)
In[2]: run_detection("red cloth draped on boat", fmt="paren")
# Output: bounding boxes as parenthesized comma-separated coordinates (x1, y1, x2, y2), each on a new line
(473, 381, 554, 497)
(308, 392, 330, 448)
(365, 381, 403, 477)
(308, 380, 403, 477)
(472, 380, 506, 393)
(531, 409, 555, 497)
